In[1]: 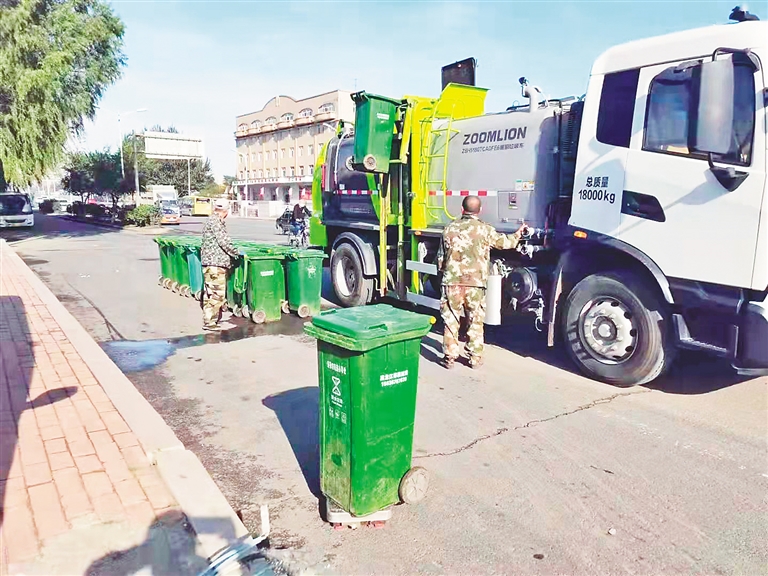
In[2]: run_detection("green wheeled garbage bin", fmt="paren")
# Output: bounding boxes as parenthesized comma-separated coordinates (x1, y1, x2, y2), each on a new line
(304, 304, 435, 524)
(226, 255, 247, 317)
(185, 243, 204, 301)
(285, 249, 326, 318)
(170, 239, 191, 295)
(244, 252, 287, 323)
(351, 92, 401, 173)
(154, 237, 174, 289)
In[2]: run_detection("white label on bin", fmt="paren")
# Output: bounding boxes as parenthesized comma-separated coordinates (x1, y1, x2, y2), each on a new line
(380, 370, 409, 387)
(376, 113, 390, 120)
(260, 270, 274, 277)
(307, 264, 317, 278)
(330, 376, 344, 408)
(326, 361, 346, 375)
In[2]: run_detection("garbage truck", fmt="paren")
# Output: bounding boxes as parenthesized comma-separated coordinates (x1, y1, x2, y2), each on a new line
(309, 7, 768, 387)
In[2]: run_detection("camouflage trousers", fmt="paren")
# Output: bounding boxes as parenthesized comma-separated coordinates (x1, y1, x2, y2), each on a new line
(441, 285, 486, 364)
(203, 266, 228, 328)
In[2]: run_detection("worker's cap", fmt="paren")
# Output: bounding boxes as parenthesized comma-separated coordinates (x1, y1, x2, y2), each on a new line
(213, 199, 228, 210)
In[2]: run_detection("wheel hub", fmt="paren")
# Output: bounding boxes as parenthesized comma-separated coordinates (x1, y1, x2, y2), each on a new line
(579, 298, 637, 364)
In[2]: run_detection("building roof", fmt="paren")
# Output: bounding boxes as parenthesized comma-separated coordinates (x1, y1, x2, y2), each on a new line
(236, 90, 352, 122)
(591, 21, 767, 75)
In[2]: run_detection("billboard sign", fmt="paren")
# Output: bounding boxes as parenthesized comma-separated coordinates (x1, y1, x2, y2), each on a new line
(143, 132, 204, 160)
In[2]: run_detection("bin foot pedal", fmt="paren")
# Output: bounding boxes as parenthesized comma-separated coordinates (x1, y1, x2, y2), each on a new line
(325, 499, 392, 528)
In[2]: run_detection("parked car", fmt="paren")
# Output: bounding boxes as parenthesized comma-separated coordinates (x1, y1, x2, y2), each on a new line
(0, 193, 34, 228)
(275, 208, 292, 234)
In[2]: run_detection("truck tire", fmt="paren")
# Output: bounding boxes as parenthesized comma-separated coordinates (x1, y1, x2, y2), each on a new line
(331, 243, 374, 308)
(562, 270, 674, 387)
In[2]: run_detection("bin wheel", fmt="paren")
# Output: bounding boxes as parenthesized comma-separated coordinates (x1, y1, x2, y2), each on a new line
(171, 281, 180, 293)
(162, 278, 172, 289)
(193, 290, 202, 301)
(297, 304, 311, 318)
(157, 276, 164, 286)
(399, 466, 429, 505)
(241, 305, 250, 318)
(180, 286, 191, 297)
(251, 310, 267, 324)
(232, 305, 242, 317)
(281, 301, 290, 314)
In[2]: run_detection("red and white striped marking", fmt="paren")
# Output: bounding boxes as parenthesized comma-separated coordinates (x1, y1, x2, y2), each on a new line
(334, 189, 377, 195)
(428, 190, 498, 197)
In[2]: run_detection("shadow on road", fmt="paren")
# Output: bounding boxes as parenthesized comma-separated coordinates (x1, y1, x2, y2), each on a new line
(423, 312, 754, 395)
(0, 214, 121, 244)
(261, 387, 321, 500)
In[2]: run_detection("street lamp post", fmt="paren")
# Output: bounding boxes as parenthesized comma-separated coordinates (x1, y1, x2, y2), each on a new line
(117, 108, 147, 202)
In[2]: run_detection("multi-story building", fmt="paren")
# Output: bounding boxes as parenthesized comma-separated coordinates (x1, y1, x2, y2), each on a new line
(234, 90, 354, 211)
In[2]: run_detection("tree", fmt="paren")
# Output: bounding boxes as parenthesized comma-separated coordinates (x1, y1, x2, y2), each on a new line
(0, 0, 125, 187)
(62, 148, 126, 209)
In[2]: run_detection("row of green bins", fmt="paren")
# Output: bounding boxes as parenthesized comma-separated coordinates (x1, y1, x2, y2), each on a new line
(304, 304, 434, 521)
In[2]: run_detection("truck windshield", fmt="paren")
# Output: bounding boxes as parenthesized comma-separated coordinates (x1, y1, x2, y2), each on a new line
(0, 195, 32, 216)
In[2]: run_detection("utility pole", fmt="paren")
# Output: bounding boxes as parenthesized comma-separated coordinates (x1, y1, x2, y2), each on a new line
(133, 133, 140, 202)
(187, 158, 191, 196)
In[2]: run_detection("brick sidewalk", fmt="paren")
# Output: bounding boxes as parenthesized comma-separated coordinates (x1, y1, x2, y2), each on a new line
(0, 249, 200, 574)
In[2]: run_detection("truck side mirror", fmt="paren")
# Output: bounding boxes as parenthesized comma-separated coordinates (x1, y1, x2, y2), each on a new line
(692, 58, 734, 155)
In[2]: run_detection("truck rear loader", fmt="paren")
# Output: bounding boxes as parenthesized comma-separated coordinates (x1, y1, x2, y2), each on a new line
(310, 7, 768, 387)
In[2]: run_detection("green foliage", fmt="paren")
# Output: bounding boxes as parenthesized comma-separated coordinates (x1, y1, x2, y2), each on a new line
(199, 183, 225, 198)
(125, 204, 160, 227)
(62, 149, 127, 207)
(0, 0, 126, 186)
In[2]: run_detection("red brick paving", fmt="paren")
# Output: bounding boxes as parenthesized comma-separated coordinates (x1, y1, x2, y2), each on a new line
(0, 251, 180, 569)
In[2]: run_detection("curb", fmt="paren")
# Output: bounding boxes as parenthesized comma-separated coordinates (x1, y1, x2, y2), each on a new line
(0, 240, 249, 559)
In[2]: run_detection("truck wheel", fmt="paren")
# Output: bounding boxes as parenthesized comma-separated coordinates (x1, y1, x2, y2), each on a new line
(562, 271, 674, 387)
(331, 243, 374, 308)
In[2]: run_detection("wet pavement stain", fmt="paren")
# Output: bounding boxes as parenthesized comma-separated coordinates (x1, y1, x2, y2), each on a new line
(101, 315, 310, 373)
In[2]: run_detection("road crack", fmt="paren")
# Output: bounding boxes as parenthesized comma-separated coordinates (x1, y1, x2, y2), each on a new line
(414, 389, 652, 459)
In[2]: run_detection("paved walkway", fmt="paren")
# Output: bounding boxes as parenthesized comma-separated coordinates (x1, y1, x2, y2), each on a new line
(0, 241, 246, 574)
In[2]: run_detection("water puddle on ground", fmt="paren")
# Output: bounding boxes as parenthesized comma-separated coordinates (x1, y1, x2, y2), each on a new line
(101, 315, 309, 373)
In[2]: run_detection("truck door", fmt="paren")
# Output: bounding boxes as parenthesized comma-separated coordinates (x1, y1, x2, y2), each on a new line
(619, 52, 766, 290)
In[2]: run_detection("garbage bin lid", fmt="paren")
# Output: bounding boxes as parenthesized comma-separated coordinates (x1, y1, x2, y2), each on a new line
(285, 248, 326, 260)
(309, 304, 434, 349)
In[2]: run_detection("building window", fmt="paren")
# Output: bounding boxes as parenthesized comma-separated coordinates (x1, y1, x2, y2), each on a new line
(299, 166, 304, 176)
(289, 148, 294, 158)
(272, 150, 277, 160)
(239, 170, 244, 179)
(281, 113, 294, 122)
(279, 149, 284, 159)
(257, 152, 262, 162)
(308, 164, 314, 175)
(308, 144, 313, 156)
(318, 102, 335, 113)
(238, 124, 247, 131)
(251, 152, 256, 162)
(282, 168, 287, 178)
(258, 170, 263, 178)
(290, 167, 295, 177)
(298, 146, 304, 157)
(250, 120, 261, 129)
(265, 116, 277, 125)
(299, 108, 313, 118)
(643, 56, 755, 166)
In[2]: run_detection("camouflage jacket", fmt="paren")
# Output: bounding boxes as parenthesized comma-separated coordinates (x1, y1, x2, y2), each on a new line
(438, 215, 520, 287)
(201, 214, 239, 268)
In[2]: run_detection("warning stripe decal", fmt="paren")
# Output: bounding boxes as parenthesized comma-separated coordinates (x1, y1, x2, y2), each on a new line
(428, 190, 498, 197)
(334, 189, 377, 195)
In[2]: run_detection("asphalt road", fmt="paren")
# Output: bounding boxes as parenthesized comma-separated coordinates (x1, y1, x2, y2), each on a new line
(5, 214, 767, 575)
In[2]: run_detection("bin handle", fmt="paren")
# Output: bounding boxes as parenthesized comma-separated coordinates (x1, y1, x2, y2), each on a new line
(367, 323, 388, 331)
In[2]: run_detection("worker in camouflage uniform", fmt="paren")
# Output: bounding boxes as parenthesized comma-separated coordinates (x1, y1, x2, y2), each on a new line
(200, 199, 240, 331)
(438, 196, 527, 369)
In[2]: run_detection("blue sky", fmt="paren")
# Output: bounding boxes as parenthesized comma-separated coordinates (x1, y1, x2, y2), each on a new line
(76, 0, 767, 181)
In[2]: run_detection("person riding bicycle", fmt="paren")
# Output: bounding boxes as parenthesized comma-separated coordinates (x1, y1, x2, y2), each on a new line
(290, 199, 311, 237)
